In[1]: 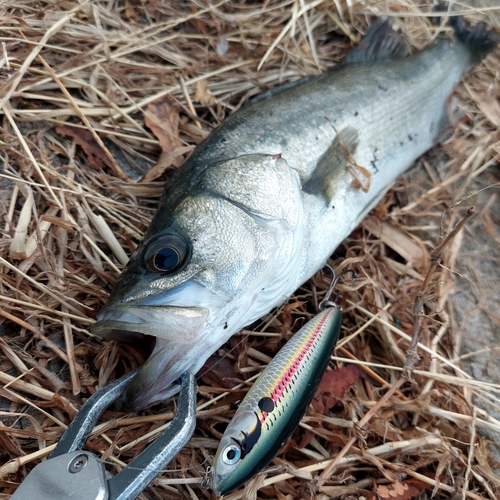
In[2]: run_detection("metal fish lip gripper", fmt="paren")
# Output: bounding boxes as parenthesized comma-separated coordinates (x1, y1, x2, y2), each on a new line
(12, 370, 197, 500)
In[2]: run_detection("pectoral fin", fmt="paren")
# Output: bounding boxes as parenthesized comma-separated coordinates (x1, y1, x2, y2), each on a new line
(303, 127, 359, 205)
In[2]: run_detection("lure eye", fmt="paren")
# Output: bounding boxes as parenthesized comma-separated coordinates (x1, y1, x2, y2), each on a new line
(144, 234, 189, 273)
(222, 444, 241, 465)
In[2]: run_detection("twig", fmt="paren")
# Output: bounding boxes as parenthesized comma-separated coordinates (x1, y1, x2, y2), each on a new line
(463, 407, 478, 500)
(320, 207, 476, 482)
(406, 206, 475, 373)
(0, 12, 74, 105)
(26, 40, 130, 182)
(224, 436, 443, 500)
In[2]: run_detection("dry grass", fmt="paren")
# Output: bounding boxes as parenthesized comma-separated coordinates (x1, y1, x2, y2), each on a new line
(0, 1, 500, 499)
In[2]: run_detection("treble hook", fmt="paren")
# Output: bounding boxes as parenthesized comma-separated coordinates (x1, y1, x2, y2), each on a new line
(318, 265, 356, 311)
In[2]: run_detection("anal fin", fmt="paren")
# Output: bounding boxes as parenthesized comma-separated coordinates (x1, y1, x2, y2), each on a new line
(303, 127, 359, 205)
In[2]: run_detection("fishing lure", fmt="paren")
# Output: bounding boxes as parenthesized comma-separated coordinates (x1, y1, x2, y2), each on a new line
(208, 268, 355, 495)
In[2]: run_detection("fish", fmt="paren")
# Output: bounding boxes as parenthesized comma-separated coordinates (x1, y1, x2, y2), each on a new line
(91, 16, 498, 411)
(209, 301, 343, 495)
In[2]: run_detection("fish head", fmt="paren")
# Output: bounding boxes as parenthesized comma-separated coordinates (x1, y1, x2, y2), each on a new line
(211, 409, 263, 495)
(92, 154, 301, 410)
(91, 222, 216, 409)
(91, 216, 259, 410)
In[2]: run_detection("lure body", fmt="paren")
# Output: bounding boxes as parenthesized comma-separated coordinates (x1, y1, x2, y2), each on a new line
(210, 305, 342, 495)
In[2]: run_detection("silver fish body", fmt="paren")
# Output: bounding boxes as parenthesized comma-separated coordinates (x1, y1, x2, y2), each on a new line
(92, 20, 496, 410)
(210, 305, 343, 495)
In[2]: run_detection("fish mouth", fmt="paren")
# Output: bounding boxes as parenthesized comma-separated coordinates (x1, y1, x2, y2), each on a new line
(92, 304, 210, 410)
(92, 304, 208, 341)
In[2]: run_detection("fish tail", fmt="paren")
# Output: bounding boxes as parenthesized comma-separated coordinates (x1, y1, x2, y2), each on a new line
(450, 15, 498, 62)
(446, 14, 499, 62)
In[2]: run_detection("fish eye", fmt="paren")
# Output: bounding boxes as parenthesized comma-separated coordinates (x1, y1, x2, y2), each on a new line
(144, 234, 189, 273)
(222, 444, 241, 465)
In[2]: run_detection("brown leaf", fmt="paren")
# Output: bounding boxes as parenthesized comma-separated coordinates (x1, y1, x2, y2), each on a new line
(362, 216, 429, 272)
(279, 301, 305, 337)
(466, 84, 500, 126)
(377, 485, 393, 498)
(296, 429, 316, 449)
(142, 146, 193, 183)
(194, 80, 216, 106)
(312, 365, 361, 414)
(200, 354, 239, 389)
(475, 439, 492, 467)
(124, 0, 137, 21)
(375, 477, 432, 500)
(144, 98, 182, 152)
(405, 477, 434, 497)
(39, 215, 78, 234)
(56, 126, 113, 171)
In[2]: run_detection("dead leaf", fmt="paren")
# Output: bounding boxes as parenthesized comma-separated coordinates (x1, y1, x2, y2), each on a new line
(466, 84, 500, 126)
(194, 80, 216, 106)
(144, 98, 182, 152)
(363, 216, 429, 272)
(39, 215, 78, 234)
(375, 476, 432, 500)
(475, 439, 492, 467)
(296, 428, 316, 449)
(200, 354, 239, 389)
(279, 301, 305, 337)
(124, 0, 137, 21)
(476, 96, 500, 126)
(141, 145, 193, 183)
(56, 126, 113, 171)
(312, 365, 361, 414)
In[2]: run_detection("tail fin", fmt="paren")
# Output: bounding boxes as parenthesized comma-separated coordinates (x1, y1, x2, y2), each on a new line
(449, 15, 498, 62)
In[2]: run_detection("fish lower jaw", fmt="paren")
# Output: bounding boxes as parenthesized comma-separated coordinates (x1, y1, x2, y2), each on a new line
(91, 304, 209, 341)
(90, 320, 150, 345)
(91, 304, 217, 410)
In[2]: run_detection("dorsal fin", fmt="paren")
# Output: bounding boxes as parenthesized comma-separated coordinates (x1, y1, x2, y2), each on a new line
(345, 18, 410, 63)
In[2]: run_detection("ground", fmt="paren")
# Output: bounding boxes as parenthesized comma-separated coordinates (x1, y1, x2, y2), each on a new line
(0, 2, 499, 499)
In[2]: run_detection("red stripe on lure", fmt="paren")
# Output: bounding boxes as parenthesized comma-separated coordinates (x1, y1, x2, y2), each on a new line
(258, 310, 331, 426)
